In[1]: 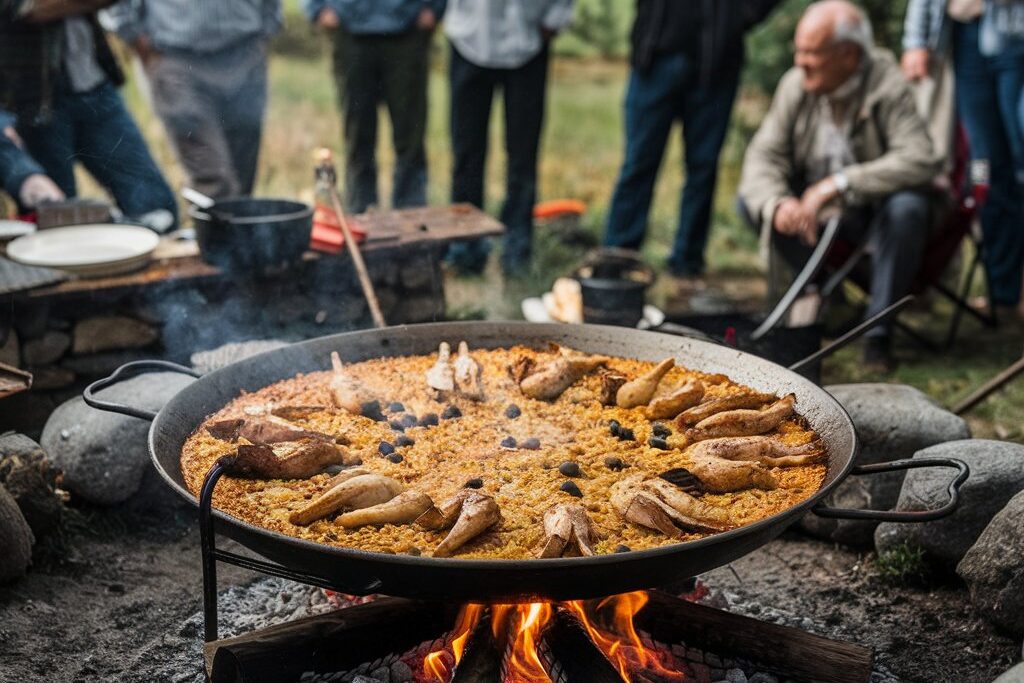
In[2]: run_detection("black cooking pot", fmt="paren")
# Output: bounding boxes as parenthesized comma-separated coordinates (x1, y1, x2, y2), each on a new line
(190, 198, 313, 273)
(574, 248, 654, 327)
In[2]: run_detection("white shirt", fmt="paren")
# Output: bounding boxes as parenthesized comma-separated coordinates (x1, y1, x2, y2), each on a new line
(445, 0, 574, 69)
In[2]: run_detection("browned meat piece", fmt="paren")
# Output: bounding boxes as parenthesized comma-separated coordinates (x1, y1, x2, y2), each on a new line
(433, 491, 501, 558)
(330, 351, 375, 414)
(687, 455, 778, 493)
(220, 438, 355, 480)
(616, 358, 675, 408)
(519, 348, 608, 400)
(507, 356, 536, 384)
(611, 474, 733, 537)
(334, 490, 434, 529)
(426, 342, 455, 395)
(416, 489, 473, 531)
(599, 371, 628, 406)
(289, 472, 403, 526)
(207, 419, 347, 446)
(454, 341, 485, 401)
(647, 379, 705, 420)
(686, 394, 796, 441)
(206, 419, 245, 441)
(675, 392, 778, 426)
(538, 503, 598, 558)
(690, 436, 825, 467)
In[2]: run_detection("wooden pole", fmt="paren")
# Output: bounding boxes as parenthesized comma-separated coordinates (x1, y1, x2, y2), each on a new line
(953, 353, 1024, 415)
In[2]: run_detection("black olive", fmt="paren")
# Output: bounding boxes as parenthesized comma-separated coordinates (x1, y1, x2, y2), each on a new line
(652, 422, 672, 438)
(520, 437, 541, 450)
(617, 427, 636, 441)
(442, 405, 462, 419)
(558, 461, 581, 477)
(608, 419, 621, 436)
(388, 401, 405, 413)
(378, 441, 395, 456)
(649, 436, 670, 450)
(418, 413, 440, 427)
(501, 436, 517, 449)
(361, 400, 385, 421)
(603, 456, 624, 470)
(615, 544, 631, 553)
(464, 478, 484, 489)
(560, 481, 583, 498)
(387, 453, 404, 464)
(395, 435, 415, 447)
(505, 404, 522, 419)
(389, 420, 405, 432)
(399, 413, 419, 428)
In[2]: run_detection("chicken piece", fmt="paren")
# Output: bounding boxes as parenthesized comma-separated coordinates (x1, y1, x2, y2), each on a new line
(330, 352, 374, 414)
(334, 490, 434, 529)
(538, 503, 598, 558)
(519, 347, 608, 400)
(508, 356, 536, 384)
(675, 392, 778, 426)
(616, 358, 675, 408)
(220, 438, 355, 480)
(641, 479, 732, 531)
(647, 379, 705, 420)
(686, 394, 796, 441)
(207, 419, 341, 446)
(433, 491, 501, 558)
(426, 342, 455, 395)
(453, 341, 485, 401)
(690, 436, 825, 467)
(289, 473, 403, 526)
(611, 474, 731, 537)
(416, 489, 473, 531)
(599, 371, 628, 407)
(687, 455, 778, 493)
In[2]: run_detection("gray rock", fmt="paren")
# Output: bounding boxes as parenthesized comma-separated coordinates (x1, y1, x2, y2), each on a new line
(389, 660, 412, 682)
(995, 663, 1024, 683)
(748, 675, 779, 683)
(0, 433, 63, 536)
(0, 330, 20, 367)
(72, 315, 158, 354)
(0, 484, 34, 582)
(190, 339, 289, 374)
(28, 365, 76, 390)
(958, 490, 1024, 635)
(875, 440, 1024, 568)
(40, 371, 195, 505)
(22, 330, 71, 366)
(802, 384, 969, 547)
(725, 670, 748, 683)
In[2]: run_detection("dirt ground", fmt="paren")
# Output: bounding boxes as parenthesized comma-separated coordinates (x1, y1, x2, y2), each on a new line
(0, 483, 1019, 683)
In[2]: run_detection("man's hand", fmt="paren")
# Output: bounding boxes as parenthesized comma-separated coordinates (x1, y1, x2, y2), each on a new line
(416, 7, 436, 30)
(132, 35, 159, 69)
(772, 197, 806, 237)
(316, 7, 340, 29)
(796, 177, 839, 246)
(901, 48, 930, 81)
(3, 126, 24, 149)
(19, 174, 65, 208)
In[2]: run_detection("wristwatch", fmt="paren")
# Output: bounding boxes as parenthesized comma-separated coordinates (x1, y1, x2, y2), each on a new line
(832, 171, 850, 197)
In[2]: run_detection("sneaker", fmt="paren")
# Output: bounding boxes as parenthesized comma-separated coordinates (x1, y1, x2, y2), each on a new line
(862, 336, 896, 373)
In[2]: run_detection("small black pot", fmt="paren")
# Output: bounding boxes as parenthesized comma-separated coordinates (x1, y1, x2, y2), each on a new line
(190, 198, 313, 273)
(574, 248, 655, 327)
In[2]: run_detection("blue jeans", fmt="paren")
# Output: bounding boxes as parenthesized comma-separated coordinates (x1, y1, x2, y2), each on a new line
(603, 52, 739, 276)
(16, 81, 177, 225)
(954, 21, 1024, 306)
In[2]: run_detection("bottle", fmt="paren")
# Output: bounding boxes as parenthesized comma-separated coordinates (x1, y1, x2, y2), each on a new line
(310, 148, 365, 252)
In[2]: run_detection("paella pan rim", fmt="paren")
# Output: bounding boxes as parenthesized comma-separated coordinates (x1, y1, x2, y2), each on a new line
(147, 321, 857, 584)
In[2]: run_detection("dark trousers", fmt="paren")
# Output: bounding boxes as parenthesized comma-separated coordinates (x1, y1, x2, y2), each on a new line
(331, 28, 430, 214)
(604, 51, 738, 276)
(745, 192, 931, 339)
(954, 21, 1024, 307)
(447, 43, 549, 273)
(16, 81, 177, 224)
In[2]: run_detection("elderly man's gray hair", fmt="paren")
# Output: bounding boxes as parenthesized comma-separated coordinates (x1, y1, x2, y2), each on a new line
(830, 4, 874, 52)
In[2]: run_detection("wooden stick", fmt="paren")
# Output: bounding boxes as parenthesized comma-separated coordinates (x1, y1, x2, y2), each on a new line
(953, 354, 1024, 415)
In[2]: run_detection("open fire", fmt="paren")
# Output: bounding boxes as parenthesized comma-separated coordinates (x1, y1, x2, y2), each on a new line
(421, 591, 683, 683)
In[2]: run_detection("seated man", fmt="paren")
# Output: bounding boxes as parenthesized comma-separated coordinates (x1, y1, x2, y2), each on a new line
(0, 114, 64, 211)
(739, 0, 942, 370)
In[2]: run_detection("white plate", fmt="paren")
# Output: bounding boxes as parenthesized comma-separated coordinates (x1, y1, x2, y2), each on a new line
(522, 297, 666, 328)
(0, 219, 36, 240)
(6, 224, 159, 277)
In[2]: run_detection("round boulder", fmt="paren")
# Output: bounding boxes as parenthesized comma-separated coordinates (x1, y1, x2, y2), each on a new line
(957, 490, 1024, 635)
(40, 371, 195, 505)
(0, 484, 34, 583)
(802, 384, 969, 547)
(875, 440, 1024, 568)
(995, 663, 1024, 683)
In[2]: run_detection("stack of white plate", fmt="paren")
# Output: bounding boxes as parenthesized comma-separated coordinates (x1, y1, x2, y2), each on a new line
(6, 224, 159, 278)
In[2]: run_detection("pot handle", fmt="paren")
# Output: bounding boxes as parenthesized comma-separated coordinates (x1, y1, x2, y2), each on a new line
(83, 360, 202, 421)
(811, 457, 969, 522)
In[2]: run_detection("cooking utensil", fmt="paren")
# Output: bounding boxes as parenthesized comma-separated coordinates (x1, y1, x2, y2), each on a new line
(189, 198, 313, 273)
(84, 322, 967, 609)
(574, 248, 655, 327)
(181, 187, 216, 210)
(6, 223, 159, 277)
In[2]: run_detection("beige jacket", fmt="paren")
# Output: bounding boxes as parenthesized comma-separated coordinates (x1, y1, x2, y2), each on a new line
(739, 49, 942, 231)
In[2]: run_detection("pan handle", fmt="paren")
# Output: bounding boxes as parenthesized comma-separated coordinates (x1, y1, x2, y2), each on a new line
(83, 360, 202, 421)
(811, 457, 969, 522)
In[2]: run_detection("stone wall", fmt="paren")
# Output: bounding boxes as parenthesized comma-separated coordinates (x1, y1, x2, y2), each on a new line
(0, 246, 447, 435)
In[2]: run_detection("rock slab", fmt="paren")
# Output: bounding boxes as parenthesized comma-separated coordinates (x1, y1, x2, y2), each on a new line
(802, 384, 970, 547)
(72, 315, 158, 354)
(190, 339, 289, 374)
(958, 490, 1024, 635)
(875, 439, 1024, 568)
(40, 371, 195, 505)
(0, 484, 33, 583)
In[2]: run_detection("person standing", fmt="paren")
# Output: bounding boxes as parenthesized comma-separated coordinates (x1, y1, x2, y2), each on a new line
(103, 0, 282, 200)
(443, 0, 574, 276)
(304, 0, 445, 214)
(1, 112, 65, 210)
(0, 0, 178, 227)
(603, 0, 781, 280)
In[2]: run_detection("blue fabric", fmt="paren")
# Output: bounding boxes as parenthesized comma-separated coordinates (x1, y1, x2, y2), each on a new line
(302, 0, 445, 34)
(903, 0, 949, 53)
(15, 82, 177, 225)
(954, 20, 1024, 306)
(0, 125, 45, 202)
(603, 51, 738, 276)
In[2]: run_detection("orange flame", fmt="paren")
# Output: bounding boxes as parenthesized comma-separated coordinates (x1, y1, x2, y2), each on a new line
(565, 591, 684, 681)
(491, 603, 554, 683)
(423, 603, 486, 682)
